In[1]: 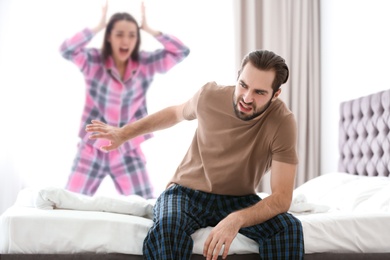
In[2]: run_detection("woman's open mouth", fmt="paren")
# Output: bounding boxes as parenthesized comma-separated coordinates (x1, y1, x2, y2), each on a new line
(119, 47, 129, 55)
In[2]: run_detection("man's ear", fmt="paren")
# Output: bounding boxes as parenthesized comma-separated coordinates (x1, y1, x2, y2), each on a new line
(272, 88, 282, 101)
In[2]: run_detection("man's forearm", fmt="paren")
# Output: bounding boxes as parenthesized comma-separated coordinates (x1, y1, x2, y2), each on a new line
(231, 194, 291, 228)
(122, 104, 185, 140)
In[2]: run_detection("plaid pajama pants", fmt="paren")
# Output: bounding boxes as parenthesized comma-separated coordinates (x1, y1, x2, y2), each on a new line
(143, 184, 304, 259)
(66, 142, 154, 198)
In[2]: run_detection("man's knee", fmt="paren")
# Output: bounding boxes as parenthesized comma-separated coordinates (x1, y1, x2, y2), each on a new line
(284, 213, 303, 233)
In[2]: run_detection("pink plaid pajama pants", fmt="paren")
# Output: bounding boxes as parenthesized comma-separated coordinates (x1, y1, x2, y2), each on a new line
(66, 142, 154, 198)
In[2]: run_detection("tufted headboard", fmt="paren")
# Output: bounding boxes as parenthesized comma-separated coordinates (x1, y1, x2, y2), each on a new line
(338, 89, 390, 177)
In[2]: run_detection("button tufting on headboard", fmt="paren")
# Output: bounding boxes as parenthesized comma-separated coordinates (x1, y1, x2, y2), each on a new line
(338, 89, 390, 177)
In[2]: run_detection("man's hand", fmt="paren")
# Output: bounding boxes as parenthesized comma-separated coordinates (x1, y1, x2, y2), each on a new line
(203, 215, 241, 260)
(85, 120, 125, 152)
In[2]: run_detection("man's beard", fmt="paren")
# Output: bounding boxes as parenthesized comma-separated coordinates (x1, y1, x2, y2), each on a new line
(233, 96, 273, 121)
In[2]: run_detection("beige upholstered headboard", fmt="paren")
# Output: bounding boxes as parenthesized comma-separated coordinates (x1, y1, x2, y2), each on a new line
(338, 89, 390, 177)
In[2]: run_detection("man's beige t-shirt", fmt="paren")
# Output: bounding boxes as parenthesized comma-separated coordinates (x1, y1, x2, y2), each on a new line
(168, 82, 298, 196)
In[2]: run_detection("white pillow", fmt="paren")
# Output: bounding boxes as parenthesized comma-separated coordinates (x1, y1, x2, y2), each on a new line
(293, 172, 390, 211)
(354, 182, 390, 212)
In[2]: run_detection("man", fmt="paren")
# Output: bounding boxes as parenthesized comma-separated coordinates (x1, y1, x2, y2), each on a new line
(86, 50, 304, 259)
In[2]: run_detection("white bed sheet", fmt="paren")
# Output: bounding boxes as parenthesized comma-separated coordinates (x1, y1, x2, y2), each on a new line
(294, 172, 390, 254)
(299, 211, 390, 254)
(2, 205, 390, 255)
(1, 172, 390, 255)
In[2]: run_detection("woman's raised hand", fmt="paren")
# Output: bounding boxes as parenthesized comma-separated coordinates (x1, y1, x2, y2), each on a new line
(92, 0, 108, 33)
(139, 1, 161, 37)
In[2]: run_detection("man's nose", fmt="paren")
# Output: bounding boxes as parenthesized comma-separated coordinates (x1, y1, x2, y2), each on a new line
(243, 92, 253, 103)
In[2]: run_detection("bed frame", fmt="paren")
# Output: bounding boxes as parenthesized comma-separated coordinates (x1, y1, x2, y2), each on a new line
(2, 90, 390, 259)
(1, 253, 390, 260)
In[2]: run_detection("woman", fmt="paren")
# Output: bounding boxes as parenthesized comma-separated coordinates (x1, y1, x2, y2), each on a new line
(59, 1, 190, 198)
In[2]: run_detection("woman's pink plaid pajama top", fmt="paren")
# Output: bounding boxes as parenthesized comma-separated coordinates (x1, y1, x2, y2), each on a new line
(59, 28, 190, 197)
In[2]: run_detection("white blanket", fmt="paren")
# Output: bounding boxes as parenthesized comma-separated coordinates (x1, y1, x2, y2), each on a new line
(288, 194, 330, 213)
(15, 187, 154, 219)
(14, 187, 330, 218)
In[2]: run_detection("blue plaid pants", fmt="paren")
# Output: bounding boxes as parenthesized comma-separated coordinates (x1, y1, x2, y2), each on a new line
(143, 184, 304, 259)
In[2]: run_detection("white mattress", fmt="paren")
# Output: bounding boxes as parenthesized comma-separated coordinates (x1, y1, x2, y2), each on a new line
(1, 172, 390, 255)
(0, 206, 258, 255)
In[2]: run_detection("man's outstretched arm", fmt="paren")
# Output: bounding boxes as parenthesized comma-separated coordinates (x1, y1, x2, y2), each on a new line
(85, 103, 186, 151)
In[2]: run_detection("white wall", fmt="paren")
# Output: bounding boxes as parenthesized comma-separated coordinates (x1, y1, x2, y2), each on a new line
(320, 0, 390, 175)
(0, 0, 235, 213)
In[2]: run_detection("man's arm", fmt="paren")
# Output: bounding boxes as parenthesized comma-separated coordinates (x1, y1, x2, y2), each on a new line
(203, 160, 297, 260)
(232, 160, 296, 225)
(85, 103, 186, 151)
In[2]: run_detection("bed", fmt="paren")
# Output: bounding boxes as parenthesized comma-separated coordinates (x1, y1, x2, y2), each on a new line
(1, 89, 390, 260)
